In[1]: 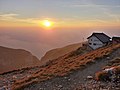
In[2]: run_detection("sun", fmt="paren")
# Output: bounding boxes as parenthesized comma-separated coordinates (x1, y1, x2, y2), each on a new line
(43, 20, 52, 27)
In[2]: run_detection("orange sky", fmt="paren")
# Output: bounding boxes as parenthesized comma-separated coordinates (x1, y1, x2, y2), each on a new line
(0, 0, 120, 58)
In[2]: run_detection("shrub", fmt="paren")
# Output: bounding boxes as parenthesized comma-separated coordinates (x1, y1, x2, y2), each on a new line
(68, 47, 85, 57)
(95, 71, 111, 81)
(114, 66, 120, 74)
(86, 60, 94, 65)
(96, 66, 120, 82)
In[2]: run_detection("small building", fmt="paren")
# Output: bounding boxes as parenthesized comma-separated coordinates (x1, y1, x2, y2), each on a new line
(87, 33, 111, 50)
(112, 37, 120, 44)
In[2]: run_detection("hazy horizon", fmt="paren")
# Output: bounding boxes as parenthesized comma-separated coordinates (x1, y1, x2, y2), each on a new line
(0, 27, 120, 59)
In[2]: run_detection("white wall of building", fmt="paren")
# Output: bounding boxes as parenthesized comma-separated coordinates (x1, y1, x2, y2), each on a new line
(88, 36, 105, 50)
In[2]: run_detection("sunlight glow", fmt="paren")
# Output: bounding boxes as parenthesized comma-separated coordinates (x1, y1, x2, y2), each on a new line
(43, 20, 52, 27)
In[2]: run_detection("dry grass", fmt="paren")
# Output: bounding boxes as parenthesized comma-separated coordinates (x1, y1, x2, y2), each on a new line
(11, 44, 120, 90)
(108, 58, 120, 66)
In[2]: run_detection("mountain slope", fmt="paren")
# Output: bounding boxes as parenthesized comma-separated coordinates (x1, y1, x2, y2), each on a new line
(25, 48, 120, 90)
(0, 46, 40, 74)
(40, 43, 83, 65)
(10, 44, 120, 90)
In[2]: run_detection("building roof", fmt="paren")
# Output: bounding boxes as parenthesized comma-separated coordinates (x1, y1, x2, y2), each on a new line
(87, 33, 111, 43)
(112, 37, 120, 40)
(112, 37, 120, 43)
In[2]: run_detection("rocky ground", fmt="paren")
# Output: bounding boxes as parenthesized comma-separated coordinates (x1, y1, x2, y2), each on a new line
(0, 66, 41, 90)
(23, 79, 120, 90)
(76, 79, 120, 90)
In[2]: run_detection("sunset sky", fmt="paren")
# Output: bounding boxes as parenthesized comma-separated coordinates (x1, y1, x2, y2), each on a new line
(0, 0, 120, 58)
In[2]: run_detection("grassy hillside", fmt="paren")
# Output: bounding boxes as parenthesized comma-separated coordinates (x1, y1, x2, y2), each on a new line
(40, 43, 83, 65)
(11, 44, 120, 90)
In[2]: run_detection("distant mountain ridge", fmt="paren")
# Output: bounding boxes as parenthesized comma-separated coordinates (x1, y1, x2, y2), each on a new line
(0, 46, 40, 74)
(40, 43, 83, 65)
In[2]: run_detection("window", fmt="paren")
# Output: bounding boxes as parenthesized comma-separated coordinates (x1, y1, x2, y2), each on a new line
(89, 43, 92, 45)
(94, 40, 99, 41)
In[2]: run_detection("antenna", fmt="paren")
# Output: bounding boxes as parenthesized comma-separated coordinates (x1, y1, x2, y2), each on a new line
(83, 37, 84, 42)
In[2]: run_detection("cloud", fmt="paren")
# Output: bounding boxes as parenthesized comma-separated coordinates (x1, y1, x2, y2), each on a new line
(61, 0, 120, 8)
(0, 13, 60, 28)
(100, 8, 120, 22)
(68, 4, 120, 8)
(0, 13, 41, 24)
(0, 13, 18, 20)
(60, 0, 120, 23)
(0, 13, 18, 17)
(68, 1, 120, 23)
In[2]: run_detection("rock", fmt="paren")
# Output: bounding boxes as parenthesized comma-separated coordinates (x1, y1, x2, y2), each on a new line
(107, 57, 110, 60)
(87, 76, 93, 79)
(115, 88, 120, 90)
(27, 75, 31, 78)
(58, 85, 62, 88)
(39, 88, 43, 90)
(12, 75, 17, 79)
(0, 86, 7, 90)
(74, 83, 76, 85)
(68, 78, 71, 81)
(64, 77, 67, 79)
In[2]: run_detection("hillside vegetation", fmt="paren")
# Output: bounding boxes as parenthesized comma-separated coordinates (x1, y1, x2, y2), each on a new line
(11, 44, 120, 90)
(40, 43, 83, 65)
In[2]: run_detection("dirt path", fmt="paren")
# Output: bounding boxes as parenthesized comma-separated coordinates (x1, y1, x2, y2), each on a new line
(24, 48, 120, 90)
